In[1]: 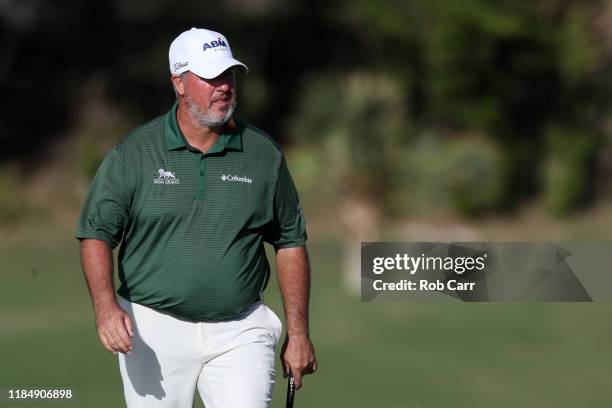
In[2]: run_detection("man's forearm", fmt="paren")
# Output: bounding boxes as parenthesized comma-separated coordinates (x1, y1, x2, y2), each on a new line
(80, 239, 117, 311)
(276, 245, 311, 336)
(80, 239, 133, 354)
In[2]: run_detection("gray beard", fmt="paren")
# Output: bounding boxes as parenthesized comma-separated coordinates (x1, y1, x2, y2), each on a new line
(185, 93, 236, 129)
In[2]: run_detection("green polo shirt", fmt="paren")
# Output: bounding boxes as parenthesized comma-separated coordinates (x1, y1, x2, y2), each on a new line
(76, 103, 307, 321)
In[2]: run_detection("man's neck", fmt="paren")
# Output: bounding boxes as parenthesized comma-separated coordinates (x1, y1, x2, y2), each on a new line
(176, 105, 222, 153)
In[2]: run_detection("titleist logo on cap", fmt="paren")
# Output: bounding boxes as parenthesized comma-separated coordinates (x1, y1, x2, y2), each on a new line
(173, 62, 188, 71)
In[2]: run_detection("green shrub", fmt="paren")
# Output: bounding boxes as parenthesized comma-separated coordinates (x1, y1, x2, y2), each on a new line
(542, 125, 598, 215)
(391, 133, 505, 216)
(290, 71, 408, 199)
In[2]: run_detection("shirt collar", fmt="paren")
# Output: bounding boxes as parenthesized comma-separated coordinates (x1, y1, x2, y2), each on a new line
(165, 101, 243, 153)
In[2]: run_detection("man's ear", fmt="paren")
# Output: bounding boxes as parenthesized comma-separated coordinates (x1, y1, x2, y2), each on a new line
(171, 74, 185, 97)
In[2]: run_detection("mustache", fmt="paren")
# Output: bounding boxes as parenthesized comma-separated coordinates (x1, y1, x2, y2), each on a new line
(211, 92, 233, 103)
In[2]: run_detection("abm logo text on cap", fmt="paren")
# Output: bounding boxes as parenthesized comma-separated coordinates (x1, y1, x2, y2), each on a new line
(203, 37, 228, 51)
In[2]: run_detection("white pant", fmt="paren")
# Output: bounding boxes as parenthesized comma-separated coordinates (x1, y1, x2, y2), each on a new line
(117, 297, 282, 408)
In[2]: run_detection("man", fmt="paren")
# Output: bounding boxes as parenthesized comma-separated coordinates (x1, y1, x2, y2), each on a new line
(76, 27, 317, 408)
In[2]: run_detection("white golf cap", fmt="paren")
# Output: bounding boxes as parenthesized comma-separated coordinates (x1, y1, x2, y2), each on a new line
(169, 27, 248, 79)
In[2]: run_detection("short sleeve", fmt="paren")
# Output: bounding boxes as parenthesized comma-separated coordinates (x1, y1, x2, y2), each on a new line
(75, 146, 133, 248)
(264, 154, 308, 248)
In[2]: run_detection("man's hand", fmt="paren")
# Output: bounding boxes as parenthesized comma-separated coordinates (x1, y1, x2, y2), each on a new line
(280, 333, 317, 390)
(80, 239, 134, 355)
(94, 302, 134, 354)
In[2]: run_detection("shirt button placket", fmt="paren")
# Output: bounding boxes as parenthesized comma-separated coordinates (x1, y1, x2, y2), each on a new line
(197, 155, 206, 199)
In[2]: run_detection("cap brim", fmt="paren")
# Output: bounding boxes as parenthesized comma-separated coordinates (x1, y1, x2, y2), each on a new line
(189, 57, 248, 79)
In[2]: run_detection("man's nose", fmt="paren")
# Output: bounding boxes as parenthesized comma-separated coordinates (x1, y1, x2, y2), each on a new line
(216, 80, 233, 91)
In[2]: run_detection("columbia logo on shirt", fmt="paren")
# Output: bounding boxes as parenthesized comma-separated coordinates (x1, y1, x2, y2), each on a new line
(154, 168, 180, 184)
(221, 174, 253, 184)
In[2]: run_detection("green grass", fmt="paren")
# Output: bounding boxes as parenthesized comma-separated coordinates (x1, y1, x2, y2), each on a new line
(1, 226, 611, 407)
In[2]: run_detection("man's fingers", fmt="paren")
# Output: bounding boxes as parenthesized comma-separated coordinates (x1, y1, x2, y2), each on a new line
(303, 357, 317, 374)
(112, 319, 132, 353)
(107, 329, 126, 353)
(292, 370, 303, 390)
(99, 332, 116, 354)
(281, 354, 317, 391)
(124, 314, 135, 338)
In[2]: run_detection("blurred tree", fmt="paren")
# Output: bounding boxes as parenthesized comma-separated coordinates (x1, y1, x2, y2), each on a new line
(1, 0, 610, 217)
(325, 0, 611, 214)
(290, 71, 408, 203)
